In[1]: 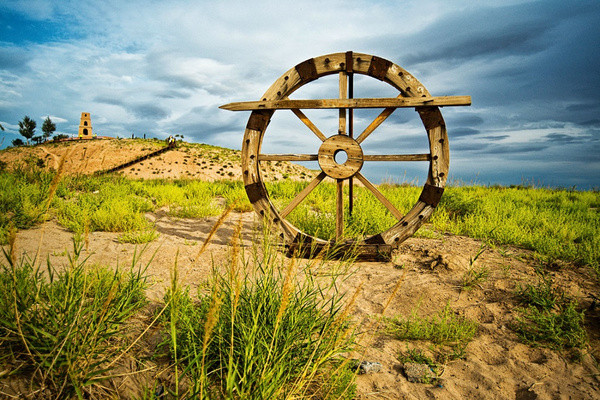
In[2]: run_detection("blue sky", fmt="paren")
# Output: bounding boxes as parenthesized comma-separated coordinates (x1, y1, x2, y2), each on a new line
(1, 0, 599, 189)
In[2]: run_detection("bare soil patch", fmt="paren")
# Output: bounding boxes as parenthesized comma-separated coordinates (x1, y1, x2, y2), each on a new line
(0, 138, 313, 181)
(7, 212, 600, 399)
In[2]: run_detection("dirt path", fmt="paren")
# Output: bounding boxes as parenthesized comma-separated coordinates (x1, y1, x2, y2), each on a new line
(8, 213, 600, 399)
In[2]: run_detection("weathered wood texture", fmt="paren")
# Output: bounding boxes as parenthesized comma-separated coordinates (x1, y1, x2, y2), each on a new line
(233, 52, 459, 252)
(221, 96, 471, 111)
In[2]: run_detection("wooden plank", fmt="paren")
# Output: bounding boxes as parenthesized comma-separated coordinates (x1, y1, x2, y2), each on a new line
(347, 60, 354, 216)
(286, 241, 393, 261)
(259, 154, 318, 161)
(363, 154, 431, 162)
(290, 108, 328, 142)
(280, 171, 327, 218)
(220, 96, 472, 111)
(336, 179, 344, 240)
(339, 72, 347, 135)
(355, 172, 404, 221)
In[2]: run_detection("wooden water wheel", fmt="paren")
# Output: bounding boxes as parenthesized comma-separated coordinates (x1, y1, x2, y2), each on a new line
(221, 51, 470, 258)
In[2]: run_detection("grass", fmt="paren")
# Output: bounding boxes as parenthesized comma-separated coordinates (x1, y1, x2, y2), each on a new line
(1, 162, 598, 278)
(0, 239, 148, 398)
(161, 222, 357, 399)
(387, 302, 478, 364)
(266, 180, 600, 275)
(118, 228, 159, 244)
(460, 244, 489, 291)
(513, 273, 587, 350)
(0, 216, 359, 399)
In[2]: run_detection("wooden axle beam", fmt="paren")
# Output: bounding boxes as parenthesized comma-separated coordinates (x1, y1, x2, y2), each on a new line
(221, 96, 471, 111)
(258, 154, 431, 162)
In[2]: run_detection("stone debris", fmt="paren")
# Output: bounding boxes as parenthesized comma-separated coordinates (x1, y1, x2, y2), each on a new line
(403, 362, 436, 383)
(351, 360, 383, 374)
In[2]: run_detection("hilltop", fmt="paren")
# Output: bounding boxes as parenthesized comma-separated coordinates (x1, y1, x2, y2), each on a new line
(0, 138, 313, 181)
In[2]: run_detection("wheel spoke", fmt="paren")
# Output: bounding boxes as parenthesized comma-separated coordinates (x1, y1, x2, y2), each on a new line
(355, 172, 404, 221)
(290, 108, 328, 142)
(280, 171, 326, 218)
(338, 72, 347, 135)
(363, 154, 431, 162)
(348, 64, 354, 216)
(355, 95, 402, 144)
(336, 179, 344, 240)
(259, 154, 318, 161)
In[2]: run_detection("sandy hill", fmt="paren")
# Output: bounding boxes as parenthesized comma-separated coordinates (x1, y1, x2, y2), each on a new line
(0, 138, 314, 181)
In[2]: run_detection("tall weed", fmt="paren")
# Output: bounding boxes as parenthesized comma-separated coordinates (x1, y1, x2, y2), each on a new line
(163, 232, 357, 399)
(0, 241, 148, 398)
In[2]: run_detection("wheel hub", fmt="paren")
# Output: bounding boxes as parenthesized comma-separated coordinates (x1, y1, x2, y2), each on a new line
(318, 134, 364, 179)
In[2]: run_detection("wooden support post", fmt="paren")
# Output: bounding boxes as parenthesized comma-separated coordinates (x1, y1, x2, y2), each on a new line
(336, 178, 344, 240)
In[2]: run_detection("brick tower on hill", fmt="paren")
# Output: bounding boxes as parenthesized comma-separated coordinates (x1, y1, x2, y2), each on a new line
(78, 112, 93, 139)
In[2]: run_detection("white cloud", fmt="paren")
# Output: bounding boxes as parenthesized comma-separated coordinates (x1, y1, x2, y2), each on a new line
(0, 0, 598, 187)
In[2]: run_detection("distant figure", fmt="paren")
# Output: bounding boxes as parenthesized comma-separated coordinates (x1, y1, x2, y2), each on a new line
(78, 112, 93, 139)
(167, 135, 176, 147)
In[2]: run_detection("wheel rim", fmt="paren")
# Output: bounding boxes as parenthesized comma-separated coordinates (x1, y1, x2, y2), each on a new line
(241, 52, 449, 251)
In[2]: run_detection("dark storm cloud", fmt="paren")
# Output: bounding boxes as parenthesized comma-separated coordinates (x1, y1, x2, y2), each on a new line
(450, 127, 480, 138)
(580, 119, 600, 127)
(566, 103, 599, 112)
(403, 20, 550, 66)
(480, 135, 510, 141)
(543, 132, 598, 144)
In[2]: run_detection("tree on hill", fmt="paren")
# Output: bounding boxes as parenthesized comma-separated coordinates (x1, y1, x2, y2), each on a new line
(42, 116, 56, 141)
(18, 116, 36, 145)
(12, 138, 24, 146)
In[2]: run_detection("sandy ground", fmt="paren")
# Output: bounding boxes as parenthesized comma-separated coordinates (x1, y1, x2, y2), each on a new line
(7, 212, 600, 400)
(2, 139, 599, 398)
(0, 138, 313, 181)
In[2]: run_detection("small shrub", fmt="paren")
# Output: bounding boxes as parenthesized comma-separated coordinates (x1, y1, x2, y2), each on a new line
(118, 228, 159, 244)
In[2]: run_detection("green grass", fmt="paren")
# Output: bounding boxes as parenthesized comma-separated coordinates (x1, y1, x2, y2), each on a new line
(266, 180, 600, 274)
(0, 165, 598, 275)
(460, 244, 489, 291)
(0, 241, 148, 398)
(433, 185, 600, 272)
(513, 274, 587, 350)
(118, 228, 159, 244)
(162, 231, 357, 399)
(387, 302, 478, 364)
(387, 303, 478, 346)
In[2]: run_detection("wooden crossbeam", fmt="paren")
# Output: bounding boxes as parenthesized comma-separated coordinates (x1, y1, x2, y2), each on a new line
(258, 154, 318, 161)
(220, 96, 471, 111)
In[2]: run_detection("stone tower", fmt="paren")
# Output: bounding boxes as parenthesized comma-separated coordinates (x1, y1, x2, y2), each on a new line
(78, 112, 93, 139)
